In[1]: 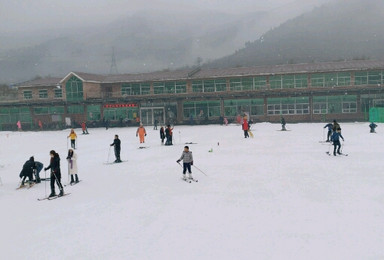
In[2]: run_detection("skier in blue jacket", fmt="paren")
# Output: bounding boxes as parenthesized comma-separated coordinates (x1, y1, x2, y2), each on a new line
(330, 127, 344, 156)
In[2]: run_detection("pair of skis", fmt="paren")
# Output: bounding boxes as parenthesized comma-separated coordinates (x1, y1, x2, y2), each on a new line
(38, 193, 71, 201)
(325, 151, 348, 156)
(182, 177, 198, 183)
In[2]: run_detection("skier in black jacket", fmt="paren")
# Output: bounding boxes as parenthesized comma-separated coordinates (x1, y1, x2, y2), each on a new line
(44, 150, 64, 197)
(110, 135, 122, 163)
(19, 156, 35, 187)
(160, 126, 165, 144)
(324, 123, 333, 142)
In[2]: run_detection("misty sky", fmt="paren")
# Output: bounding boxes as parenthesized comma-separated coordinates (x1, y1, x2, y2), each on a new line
(0, 0, 332, 33)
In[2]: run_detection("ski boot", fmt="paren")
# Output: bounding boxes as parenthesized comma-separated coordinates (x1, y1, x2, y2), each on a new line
(59, 190, 64, 197)
(70, 175, 75, 185)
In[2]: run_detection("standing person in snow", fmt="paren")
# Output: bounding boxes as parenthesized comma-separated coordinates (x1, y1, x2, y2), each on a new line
(242, 116, 249, 138)
(165, 125, 173, 145)
(66, 149, 79, 184)
(16, 120, 22, 131)
(330, 127, 345, 156)
(332, 120, 340, 132)
(154, 119, 158, 130)
(223, 117, 228, 126)
(44, 150, 64, 197)
(177, 146, 194, 180)
(67, 129, 77, 149)
(110, 135, 122, 163)
(160, 126, 165, 144)
(81, 121, 89, 134)
(281, 116, 286, 131)
(19, 156, 36, 187)
(369, 122, 378, 133)
(136, 123, 147, 144)
(324, 122, 334, 142)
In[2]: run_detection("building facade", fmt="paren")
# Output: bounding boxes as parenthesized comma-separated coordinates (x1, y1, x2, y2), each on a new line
(1, 60, 384, 130)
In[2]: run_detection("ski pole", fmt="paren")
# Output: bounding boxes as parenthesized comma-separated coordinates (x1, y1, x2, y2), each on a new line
(51, 171, 63, 193)
(179, 130, 181, 144)
(192, 165, 207, 176)
(107, 146, 111, 163)
(44, 170, 47, 198)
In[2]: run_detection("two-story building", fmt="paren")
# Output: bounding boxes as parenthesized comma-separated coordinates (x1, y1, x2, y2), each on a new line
(2, 60, 384, 130)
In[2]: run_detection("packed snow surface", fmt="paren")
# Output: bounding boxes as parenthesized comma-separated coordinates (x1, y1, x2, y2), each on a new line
(0, 123, 383, 260)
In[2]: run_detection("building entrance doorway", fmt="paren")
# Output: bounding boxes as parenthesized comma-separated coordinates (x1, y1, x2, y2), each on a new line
(140, 107, 165, 126)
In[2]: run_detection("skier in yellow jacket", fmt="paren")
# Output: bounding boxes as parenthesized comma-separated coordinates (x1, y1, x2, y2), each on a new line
(67, 129, 77, 149)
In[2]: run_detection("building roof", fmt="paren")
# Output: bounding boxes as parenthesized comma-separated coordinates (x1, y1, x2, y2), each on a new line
(16, 77, 62, 88)
(18, 60, 384, 87)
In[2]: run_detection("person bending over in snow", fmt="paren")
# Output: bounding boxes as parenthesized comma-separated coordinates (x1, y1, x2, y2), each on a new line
(136, 123, 147, 143)
(324, 122, 333, 142)
(330, 127, 344, 156)
(67, 129, 77, 149)
(66, 149, 79, 184)
(44, 150, 64, 197)
(332, 120, 340, 132)
(19, 156, 36, 187)
(110, 135, 122, 163)
(177, 146, 194, 180)
(369, 122, 378, 133)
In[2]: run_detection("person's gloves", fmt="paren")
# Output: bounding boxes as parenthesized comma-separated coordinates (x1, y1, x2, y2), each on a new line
(145, 134, 147, 136)
(191, 161, 193, 165)
(44, 167, 48, 171)
(177, 160, 181, 163)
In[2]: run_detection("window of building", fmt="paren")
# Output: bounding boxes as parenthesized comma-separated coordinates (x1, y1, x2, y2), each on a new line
(67, 105, 84, 114)
(337, 72, 351, 86)
(282, 75, 294, 89)
(224, 99, 264, 117)
(294, 75, 308, 88)
(192, 81, 203, 93)
(66, 76, 83, 101)
(324, 73, 338, 87)
(267, 97, 309, 115)
(23, 90, 32, 100)
(368, 71, 382, 85)
(103, 107, 139, 121)
(87, 105, 101, 120)
(54, 89, 62, 98)
(311, 74, 325, 87)
(122, 82, 151, 96)
(154, 82, 165, 94)
(254, 76, 267, 89)
(313, 95, 357, 114)
(175, 82, 187, 93)
(34, 107, 49, 114)
(229, 79, 242, 91)
(0, 107, 32, 125)
(269, 75, 282, 89)
(183, 101, 221, 119)
(354, 71, 368, 85)
(39, 89, 48, 99)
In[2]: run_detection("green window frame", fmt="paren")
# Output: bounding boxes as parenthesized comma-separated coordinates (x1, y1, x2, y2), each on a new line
(354, 71, 368, 85)
(254, 76, 267, 89)
(337, 72, 351, 86)
(122, 82, 151, 96)
(175, 82, 187, 93)
(23, 90, 32, 100)
(153, 82, 165, 94)
(87, 105, 101, 120)
(66, 76, 83, 101)
(192, 81, 203, 93)
(368, 71, 382, 85)
(294, 75, 308, 88)
(269, 75, 282, 89)
(103, 107, 139, 121)
(67, 105, 84, 114)
(39, 89, 48, 99)
(224, 99, 264, 117)
(267, 97, 309, 115)
(282, 75, 294, 89)
(183, 101, 221, 119)
(54, 89, 62, 98)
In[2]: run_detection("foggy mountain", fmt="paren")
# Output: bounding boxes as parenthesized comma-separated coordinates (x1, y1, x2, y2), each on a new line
(206, 0, 384, 69)
(0, 2, 326, 84)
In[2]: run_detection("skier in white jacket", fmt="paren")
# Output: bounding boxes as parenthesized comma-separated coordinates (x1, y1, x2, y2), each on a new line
(66, 149, 79, 184)
(177, 146, 194, 180)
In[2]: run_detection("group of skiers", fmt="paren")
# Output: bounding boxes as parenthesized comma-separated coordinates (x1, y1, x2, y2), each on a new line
(160, 125, 174, 145)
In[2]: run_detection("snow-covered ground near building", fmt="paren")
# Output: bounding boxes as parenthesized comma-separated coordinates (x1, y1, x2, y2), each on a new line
(0, 122, 383, 260)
